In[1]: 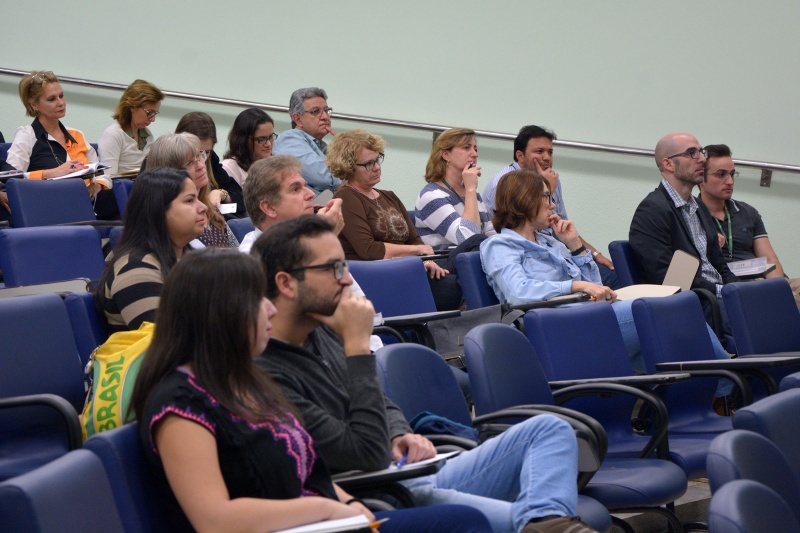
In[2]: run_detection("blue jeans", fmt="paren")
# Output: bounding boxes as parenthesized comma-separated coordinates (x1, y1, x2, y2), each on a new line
(612, 300, 733, 396)
(401, 414, 578, 533)
(378, 504, 492, 533)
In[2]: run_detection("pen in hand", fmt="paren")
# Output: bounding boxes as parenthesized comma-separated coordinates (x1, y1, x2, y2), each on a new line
(395, 453, 408, 468)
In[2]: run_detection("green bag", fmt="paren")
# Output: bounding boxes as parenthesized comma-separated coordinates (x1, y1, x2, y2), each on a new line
(81, 322, 154, 440)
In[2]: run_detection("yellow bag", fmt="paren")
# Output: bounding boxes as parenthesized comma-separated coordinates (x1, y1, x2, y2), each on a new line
(81, 322, 154, 440)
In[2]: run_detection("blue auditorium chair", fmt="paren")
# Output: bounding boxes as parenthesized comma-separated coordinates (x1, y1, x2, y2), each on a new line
(455, 252, 499, 309)
(608, 240, 643, 287)
(722, 277, 800, 355)
(706, 429, 800, 523)
(732, 388, 800, 484)
(84, 423, 178, 533)
(464, 323, 688, 532)
(0, 293, 86, 481)
(64, 290, 108, 369)
(707, 479, 800, 533)
(374, 342, 612, 533)
(227, 216, 254, 243)
(525, 300, 729, 480)
(112, 179, 134, 219)
(6, 178, 101, 228)
(0, 449, 125, 533)
(0, 226, 105, 286)
(0, 143, 10, 162)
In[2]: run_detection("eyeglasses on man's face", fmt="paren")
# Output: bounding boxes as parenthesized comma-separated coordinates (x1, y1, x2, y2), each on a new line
(707, 169, 739, 180)
(252, 133, 278, 145)
(184, 150, 208, 170)
(288, 260, 349, 281)
(355, 153, 384, 171)
(142, 107, 160, 119)
(304, 106, 333, 118)
(667, 147, 707, 160)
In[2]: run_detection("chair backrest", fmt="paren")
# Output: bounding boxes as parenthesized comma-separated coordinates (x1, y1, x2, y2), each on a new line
(707, 479, 800, 533)
(0, 449, 125, 533)
(632, 291, 716, 372)
(84, 423, 180, 533)
(0, 226, 105, 286)
(608, 240, 643, 287)
(632, 291, 730, 431)
(522, 303, 653, 445)
(722, 278, 800, 355)
(64, 291, 109, 369)
(733, 388, 800, 485)
(464, 323, 556, 415)
(706, 429, 800, 520)
(6, 178, 98, 227)
(112, 179, 134, 220)
(226, 217, 254, 243)
(455, 252, 499, 309)
(349, 256, 437, 316)
(375, 343, 472, 426)
(0, 142, 10, 161)
(0, 293, 85, 410)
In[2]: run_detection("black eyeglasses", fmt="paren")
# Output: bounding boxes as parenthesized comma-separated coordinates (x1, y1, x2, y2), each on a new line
(542, 193, 553, 204)
(355, 153, 384, 171)
(667, 147, 707, 160)
(708, 169, 740, 180)
(304, 106, 333, 117)
(287, 260, 349, 281)
(252, 133, 278, 144)
(142, 107, 160, 119)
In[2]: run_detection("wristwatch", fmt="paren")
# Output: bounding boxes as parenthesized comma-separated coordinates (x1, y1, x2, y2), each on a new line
(592, 251, 600, 258)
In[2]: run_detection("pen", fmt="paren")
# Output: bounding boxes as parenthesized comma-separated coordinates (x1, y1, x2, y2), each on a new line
(395, 453, 408, 468)
(371, 517, 390, 529)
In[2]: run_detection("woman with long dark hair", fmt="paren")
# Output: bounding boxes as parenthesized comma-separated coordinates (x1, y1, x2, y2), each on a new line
(222, 108, 275, 187)
(131, 248, 491, 533)
(95, 167, 207, 332)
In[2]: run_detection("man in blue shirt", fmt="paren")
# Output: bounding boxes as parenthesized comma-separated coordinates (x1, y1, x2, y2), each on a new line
(272, 87, 341, 194)
(483, 125, 619, 288)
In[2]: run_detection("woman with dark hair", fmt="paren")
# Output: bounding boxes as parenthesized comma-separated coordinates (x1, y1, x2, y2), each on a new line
(98, 79, 164, 176)
(222, 108, 275, 187)
(131, 248, 491, 533)
(175, 112, 246, 218)
(414, 128, 495, 249)
(95, 168, 207, 333)
(147, 133, 239, 248)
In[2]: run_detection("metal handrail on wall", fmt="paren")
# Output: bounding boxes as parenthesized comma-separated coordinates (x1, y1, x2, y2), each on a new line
(2, 67, 797, 185)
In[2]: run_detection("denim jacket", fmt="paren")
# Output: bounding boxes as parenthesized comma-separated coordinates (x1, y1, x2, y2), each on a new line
(479, 228, 600, 304)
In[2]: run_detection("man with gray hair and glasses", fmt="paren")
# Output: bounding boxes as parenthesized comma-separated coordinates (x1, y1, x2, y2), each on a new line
(273, 87, 341, 194)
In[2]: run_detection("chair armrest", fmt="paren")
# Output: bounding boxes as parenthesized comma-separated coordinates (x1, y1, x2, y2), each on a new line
(371, 326, 405, 344)
(553, 382, 670, 461)
(548, 373, 691, 389)
(654, 368, 754, 405)
(55, 220, 125, 228)
(0, 393, 82, 450)
(381, 310, 460, 327)
(502, 293, 589, 314)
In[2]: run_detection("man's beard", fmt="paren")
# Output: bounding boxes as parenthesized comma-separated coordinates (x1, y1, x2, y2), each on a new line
(298, 284, 340, 317)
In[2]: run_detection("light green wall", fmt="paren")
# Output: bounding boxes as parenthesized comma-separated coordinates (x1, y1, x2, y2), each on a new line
(3, 1, 799, 272)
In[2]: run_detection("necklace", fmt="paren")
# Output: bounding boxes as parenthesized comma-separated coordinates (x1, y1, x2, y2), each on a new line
(348, 184, 381, 210)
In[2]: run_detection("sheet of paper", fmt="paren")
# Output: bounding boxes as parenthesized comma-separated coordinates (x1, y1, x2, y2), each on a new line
(219, 203, 238, 215)
(275, 515, 371, 533)
(614, 284, 681, 300)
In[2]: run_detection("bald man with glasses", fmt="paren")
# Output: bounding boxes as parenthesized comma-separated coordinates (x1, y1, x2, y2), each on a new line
(629, 133, 739, 297)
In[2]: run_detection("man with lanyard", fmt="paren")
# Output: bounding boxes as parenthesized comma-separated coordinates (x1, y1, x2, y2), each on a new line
(698, 143, 800, 305)
(483, 125, 619, 288)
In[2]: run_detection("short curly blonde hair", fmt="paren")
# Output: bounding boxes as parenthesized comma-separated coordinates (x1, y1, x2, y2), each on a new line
(326, 129, 385, 182)
(19, 71, 60, 117)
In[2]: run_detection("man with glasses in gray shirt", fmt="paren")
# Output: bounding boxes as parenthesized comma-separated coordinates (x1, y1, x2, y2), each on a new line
(273, 87, 341, 194)
(629, 133, 739, 297)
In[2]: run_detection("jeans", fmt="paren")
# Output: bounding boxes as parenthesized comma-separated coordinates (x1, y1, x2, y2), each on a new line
(401, 414, 578, 533)
(612, 299, 733, 396)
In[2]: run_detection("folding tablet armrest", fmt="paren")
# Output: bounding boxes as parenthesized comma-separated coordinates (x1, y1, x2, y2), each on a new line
(0, 393, 82, 450)
(553, 382, 671, 461)
(657, 368, 753, 405)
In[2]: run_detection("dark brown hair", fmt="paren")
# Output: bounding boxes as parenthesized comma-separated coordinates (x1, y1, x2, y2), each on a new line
(131, 248, 297, 423)
(491, 169, 549, 231)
